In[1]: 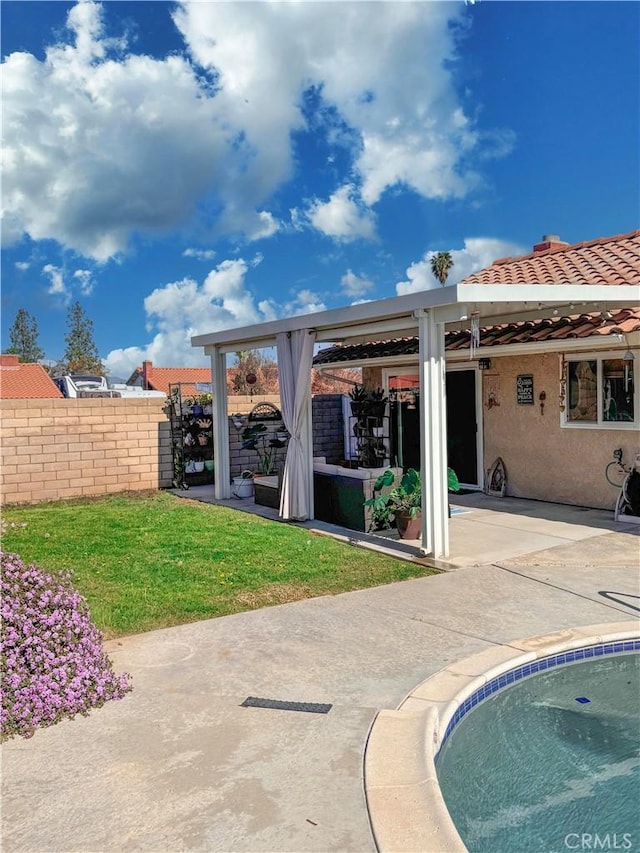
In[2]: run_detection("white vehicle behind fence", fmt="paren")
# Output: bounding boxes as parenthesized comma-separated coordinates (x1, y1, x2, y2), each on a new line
(54, 374, 166, 399)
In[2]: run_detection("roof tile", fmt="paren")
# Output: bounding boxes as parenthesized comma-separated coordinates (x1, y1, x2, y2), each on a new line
(313, 309, 640, 365)
(460, 230, 640, 286)
(132, 366, 213, 396)
(0, 357, 63, 399)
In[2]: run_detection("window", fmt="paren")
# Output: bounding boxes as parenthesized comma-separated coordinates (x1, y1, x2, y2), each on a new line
(564, 352, 636, 428)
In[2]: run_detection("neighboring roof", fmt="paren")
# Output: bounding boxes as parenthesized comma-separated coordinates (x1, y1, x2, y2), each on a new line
(0, 355, 64, 399)
(460, 229, 640, 286)
(127, 363, 211, 396)
(313, 308, 640, 365)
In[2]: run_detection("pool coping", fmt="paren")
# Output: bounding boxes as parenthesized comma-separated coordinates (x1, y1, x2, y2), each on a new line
(363, 620, 640, 853)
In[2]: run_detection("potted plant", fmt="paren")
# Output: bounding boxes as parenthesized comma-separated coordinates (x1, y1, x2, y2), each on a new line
(367, 387, 388, 424)
(365, 467, 460, 539)
(348, 384, 369, 418)
(382, 467, 422, 539)
(241, 423, 288, 476)
(198, 393, 213, 415)
(181, 395, 202, 415)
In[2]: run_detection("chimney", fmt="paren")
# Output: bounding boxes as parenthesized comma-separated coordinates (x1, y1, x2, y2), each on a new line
(533, 234, 569, 253)
(0, 355, 20, 366)
(142, 360, 152, 390)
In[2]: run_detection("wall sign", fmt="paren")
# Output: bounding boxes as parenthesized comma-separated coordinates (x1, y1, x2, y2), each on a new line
(516, 374, 534, 405)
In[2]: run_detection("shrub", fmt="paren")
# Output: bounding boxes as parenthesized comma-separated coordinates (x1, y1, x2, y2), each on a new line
(1, 552, 132, 741)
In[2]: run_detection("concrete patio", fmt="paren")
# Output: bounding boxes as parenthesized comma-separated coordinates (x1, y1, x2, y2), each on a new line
(1, 497, 639, 853)
(170, 485, 638, 570)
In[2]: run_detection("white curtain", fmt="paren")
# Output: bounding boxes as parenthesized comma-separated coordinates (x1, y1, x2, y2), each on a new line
(277, 329, 316, 520)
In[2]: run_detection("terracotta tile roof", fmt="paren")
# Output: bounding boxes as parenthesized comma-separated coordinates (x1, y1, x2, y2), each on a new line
(460, 229, 640, 286)
(314, 308, 640, 365)
(128, 364, 212, 396)
(0, 355, 64, 398)
(447, 307, 640, 351)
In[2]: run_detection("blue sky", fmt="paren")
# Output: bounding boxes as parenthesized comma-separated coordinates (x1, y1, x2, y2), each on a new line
(2, 0, 638, 375)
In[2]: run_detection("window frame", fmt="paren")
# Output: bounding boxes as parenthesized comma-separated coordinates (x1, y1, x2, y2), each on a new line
(561, 349, 638, 430)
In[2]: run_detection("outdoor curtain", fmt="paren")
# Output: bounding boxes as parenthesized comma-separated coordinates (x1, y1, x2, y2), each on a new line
(277, 329, 316, 520)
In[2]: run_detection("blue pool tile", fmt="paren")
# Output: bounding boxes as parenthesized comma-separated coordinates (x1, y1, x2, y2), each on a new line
(436, 639, 639, 753)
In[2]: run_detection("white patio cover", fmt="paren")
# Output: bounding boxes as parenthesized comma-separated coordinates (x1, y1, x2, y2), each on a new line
(277, 329, 316, 520)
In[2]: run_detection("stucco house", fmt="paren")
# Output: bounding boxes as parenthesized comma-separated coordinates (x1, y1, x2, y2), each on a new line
(313, 230, 640, 512)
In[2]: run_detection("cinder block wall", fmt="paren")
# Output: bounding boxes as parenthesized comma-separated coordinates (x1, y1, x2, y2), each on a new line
(1, 394, 347, 505)
(0, 398, 172, 505)
(227, 395, 346, 476)
(312, 394, 345, 463)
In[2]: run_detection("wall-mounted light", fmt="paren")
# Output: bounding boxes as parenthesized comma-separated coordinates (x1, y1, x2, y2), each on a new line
(478, 358, 492, 371)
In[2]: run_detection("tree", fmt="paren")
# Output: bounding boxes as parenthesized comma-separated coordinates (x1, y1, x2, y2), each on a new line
(6, 309, 44, 363)
(61, 302, 103, 375)
(430, 251, 454, 286)
(229, 350, 278, 395)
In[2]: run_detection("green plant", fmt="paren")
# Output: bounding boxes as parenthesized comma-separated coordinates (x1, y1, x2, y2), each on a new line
(348, 384, 368, 403)
(241, 423, 287, 475)
(365, 467, 460, 528)
(381, 467, 422, 518)
(367, 387, 388, 422)
(431, 251, 454, 286)
(368, 387, 388, 403)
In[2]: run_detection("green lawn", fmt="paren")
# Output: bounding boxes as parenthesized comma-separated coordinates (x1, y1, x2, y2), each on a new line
(1, 491, 437, 638)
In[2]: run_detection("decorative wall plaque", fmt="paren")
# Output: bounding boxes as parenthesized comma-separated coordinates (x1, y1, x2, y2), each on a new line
(516, 374, 534, 405)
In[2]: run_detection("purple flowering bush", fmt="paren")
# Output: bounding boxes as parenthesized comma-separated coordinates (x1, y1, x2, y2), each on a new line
(1, 551, 132, 741)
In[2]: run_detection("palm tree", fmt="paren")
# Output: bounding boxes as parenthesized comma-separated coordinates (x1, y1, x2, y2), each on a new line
(431, 251, 454, 286)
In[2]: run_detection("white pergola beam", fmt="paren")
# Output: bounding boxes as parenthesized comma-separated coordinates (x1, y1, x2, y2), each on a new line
(193, 283, 640, 354)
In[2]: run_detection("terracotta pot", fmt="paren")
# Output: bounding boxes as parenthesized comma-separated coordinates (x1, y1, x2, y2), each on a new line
(394, 511, 421, 540)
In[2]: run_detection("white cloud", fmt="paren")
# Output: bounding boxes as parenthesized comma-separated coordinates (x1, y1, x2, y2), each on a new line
(43, 264, 67, 298)
(174, 1, 497, 210)
(15, 261, 30, 271)
(183, 248, 216, 261)
(2, 1, 509, 261)
(396, 238, 527, 295)
(42, 263, 97, 300)
(73, 269, 95, 295)
(104, 257, 276, 376)
(1, 1, 278, 260)
(285, 289, 327, 317)
(341, 269, 374, 298)
(307, 185, 376, 242)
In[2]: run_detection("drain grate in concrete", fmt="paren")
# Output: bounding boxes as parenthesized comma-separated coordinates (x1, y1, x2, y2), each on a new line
(241, 696, 332, 714)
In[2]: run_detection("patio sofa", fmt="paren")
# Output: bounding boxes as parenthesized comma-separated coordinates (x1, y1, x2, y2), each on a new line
(312, 462, 402, 532)
(252, 459, 402, 532)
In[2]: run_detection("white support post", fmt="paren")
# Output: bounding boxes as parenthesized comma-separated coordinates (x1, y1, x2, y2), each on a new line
(305, 393, 314, 519)
(210, 348, 231, 499)
(416, 309, 449, 558)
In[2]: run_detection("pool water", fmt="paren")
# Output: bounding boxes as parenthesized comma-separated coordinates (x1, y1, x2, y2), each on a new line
(436, 652, 640, 853)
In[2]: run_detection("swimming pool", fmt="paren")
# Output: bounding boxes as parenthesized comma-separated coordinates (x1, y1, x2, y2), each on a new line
(364, 625, 640, 853)
(436, 646, 640, 853)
